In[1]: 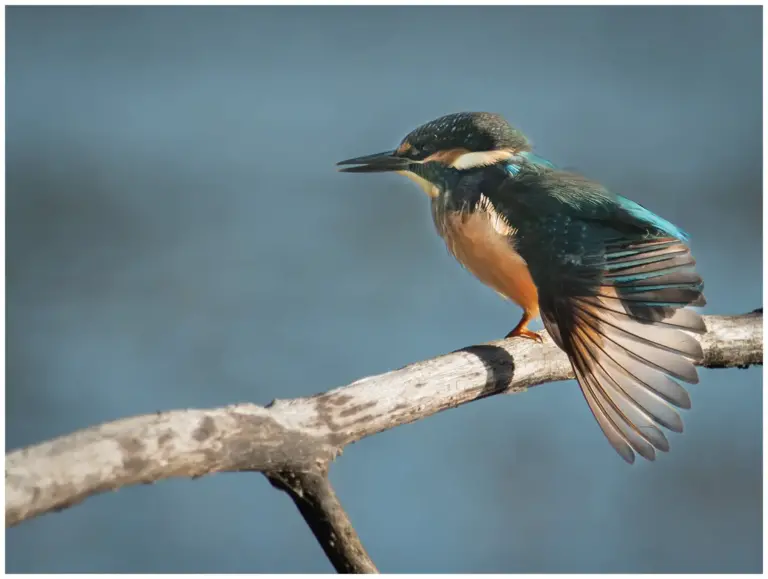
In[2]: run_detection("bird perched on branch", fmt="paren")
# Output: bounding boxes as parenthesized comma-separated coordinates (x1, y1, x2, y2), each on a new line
(337, 112, 706, 463)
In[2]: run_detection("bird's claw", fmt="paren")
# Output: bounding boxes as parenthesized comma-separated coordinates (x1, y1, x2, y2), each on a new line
(505, 328, 543, 342)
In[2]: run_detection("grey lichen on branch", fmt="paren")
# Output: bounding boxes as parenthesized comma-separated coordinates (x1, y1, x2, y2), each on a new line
(698, 312, 763, 369)
(4, 311, 762, 572)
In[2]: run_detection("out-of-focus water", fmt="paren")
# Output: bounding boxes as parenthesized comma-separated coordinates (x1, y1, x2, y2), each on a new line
(6, 6, 762, 573)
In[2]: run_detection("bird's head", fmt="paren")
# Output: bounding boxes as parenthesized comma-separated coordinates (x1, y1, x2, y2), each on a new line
(337, 112, 530, 197)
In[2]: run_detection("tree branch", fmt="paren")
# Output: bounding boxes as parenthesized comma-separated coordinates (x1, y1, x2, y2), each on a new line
(267, 470, 378, 573)
(5, 311, 762, 572)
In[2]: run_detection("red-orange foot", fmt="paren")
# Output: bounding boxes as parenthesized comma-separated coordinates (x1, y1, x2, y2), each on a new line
(505, 327, 543, 342)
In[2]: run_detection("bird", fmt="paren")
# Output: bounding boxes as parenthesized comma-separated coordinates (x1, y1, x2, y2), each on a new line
(336, 112, 706, 464)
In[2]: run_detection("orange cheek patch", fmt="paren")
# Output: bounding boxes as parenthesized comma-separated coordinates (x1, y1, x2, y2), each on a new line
(396, 141, 412, 155)
(423, 148, 471, 165)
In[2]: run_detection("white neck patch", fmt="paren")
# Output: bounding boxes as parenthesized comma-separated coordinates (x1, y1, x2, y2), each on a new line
(450, 149, 515, 170)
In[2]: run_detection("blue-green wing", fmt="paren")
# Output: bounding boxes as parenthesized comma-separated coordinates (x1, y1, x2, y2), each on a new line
(493, 168, 706, 463)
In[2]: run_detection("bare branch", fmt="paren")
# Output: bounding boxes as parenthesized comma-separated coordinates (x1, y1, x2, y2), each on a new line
(267, 470, 379, 573)
(5, 311, 762, 572)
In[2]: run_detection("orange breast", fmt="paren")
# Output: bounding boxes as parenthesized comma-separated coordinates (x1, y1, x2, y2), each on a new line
(438, 209, 540, 315)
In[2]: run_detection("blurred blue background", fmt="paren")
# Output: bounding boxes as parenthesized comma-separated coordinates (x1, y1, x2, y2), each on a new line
(6, 5, 762, 573)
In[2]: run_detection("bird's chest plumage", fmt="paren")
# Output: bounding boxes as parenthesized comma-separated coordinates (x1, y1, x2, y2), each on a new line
(431, 191, 539, 313)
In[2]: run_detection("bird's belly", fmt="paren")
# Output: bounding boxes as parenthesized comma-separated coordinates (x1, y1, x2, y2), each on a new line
(439, 211, 540, 313)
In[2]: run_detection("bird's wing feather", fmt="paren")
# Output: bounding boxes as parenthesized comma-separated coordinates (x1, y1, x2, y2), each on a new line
(492, 168, 705, 462)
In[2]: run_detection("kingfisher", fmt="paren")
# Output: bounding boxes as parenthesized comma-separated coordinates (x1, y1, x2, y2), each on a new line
(337, 112, 706, 464)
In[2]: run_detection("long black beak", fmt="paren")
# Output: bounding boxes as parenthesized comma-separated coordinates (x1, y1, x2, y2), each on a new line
(336, 150, 410, 173)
